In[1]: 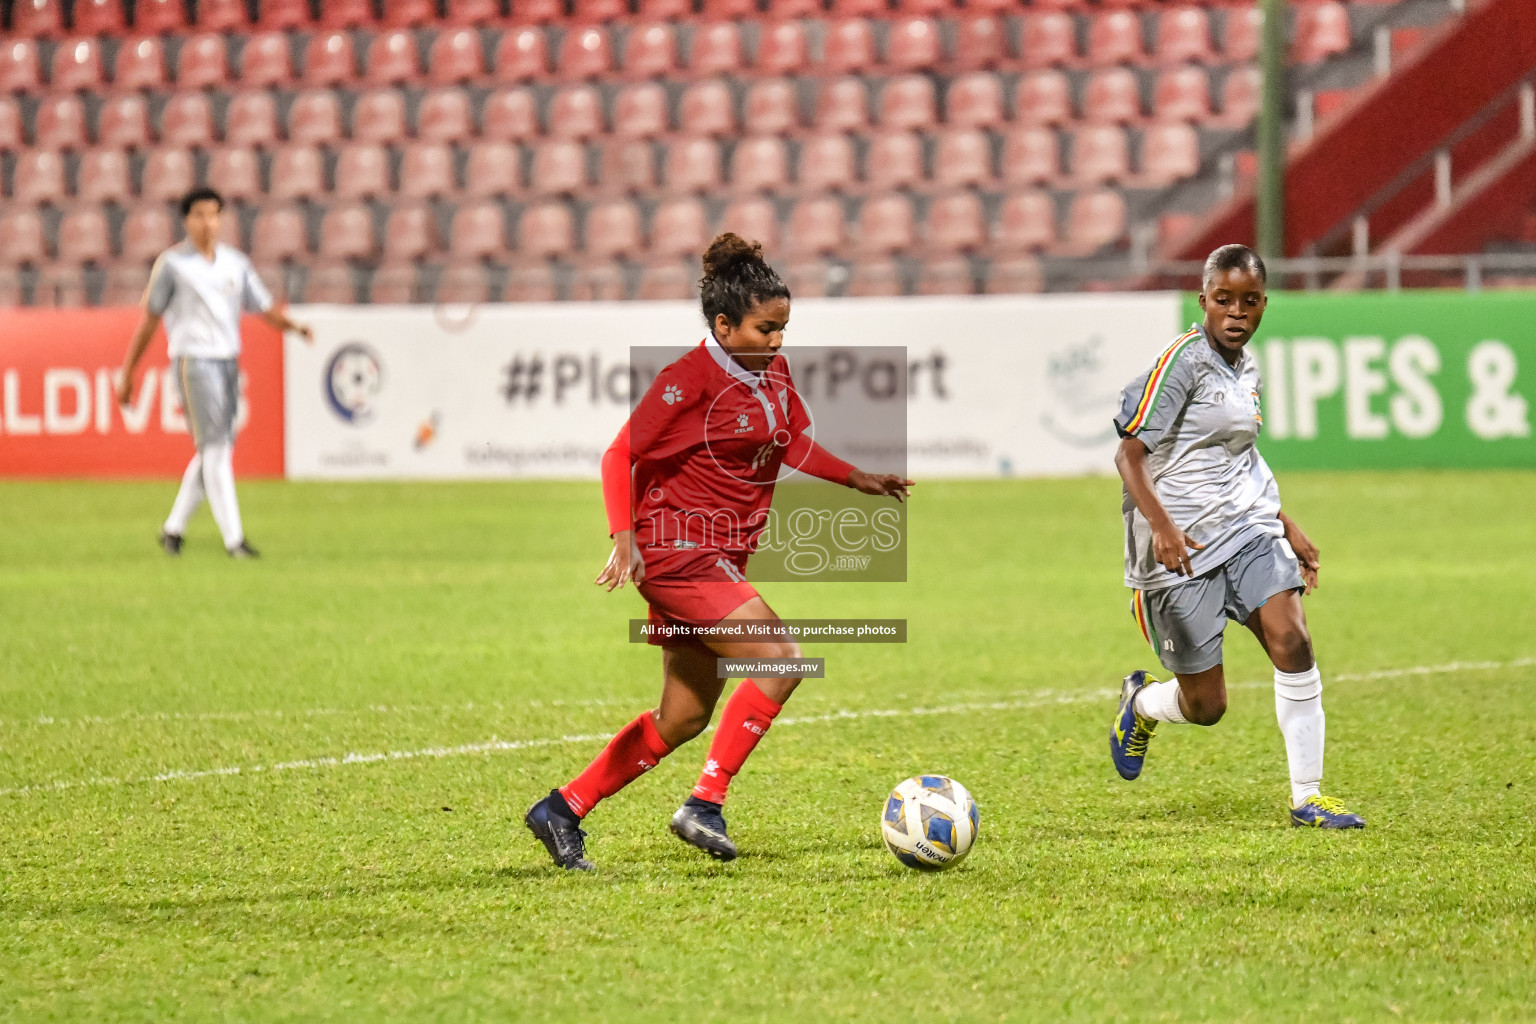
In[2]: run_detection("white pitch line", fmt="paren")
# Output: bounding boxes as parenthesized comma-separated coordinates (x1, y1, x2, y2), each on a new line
(1, 657, 1529, 799)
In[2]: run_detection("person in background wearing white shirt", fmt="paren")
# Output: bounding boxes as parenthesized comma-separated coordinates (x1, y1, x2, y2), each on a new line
(117, 187, 313, 558)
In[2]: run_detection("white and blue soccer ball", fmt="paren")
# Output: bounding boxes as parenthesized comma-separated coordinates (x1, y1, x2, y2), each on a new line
(881, 775, 979, 871)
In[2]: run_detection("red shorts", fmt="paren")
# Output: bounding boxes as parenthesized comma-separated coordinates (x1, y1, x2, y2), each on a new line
(636, 547, 759, 647)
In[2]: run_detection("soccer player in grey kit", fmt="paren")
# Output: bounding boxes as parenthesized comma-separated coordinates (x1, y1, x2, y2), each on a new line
(1107, 244, 1365, 828)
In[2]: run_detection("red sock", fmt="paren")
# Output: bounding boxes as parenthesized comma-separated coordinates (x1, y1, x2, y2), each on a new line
(693, 679, 783, 804)
(559, 711, 673, 818)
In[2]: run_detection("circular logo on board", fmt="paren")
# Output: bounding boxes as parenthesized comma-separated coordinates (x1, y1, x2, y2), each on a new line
(324, 342, 384, 425)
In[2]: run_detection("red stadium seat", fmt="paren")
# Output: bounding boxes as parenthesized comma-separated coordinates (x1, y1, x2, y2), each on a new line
(176, 33, 229, 90)
(864, 131, 924, 191)
(1220, 65, 1260, 126)
(916, 254, 975, 295)
(568, 260, 630, 302)
(664, 137, 722, 193)
(304, 263, 358, 303)
(141, 148, 195, 202)
(951, 15, 1008, 71)
(483, 88, 541, 141)
(797, 133, 857, 193)
(225, 90, 279, 148)
(0, 207, 47, 264)
(878, 74, 936, 130)
(1153, 65, 1212, 122)
(925, 191, 985, 252)
(933, 129, 994, 189)
(446, 0, 502, 25)
(845, 258, 904, 296)
(76, 149, 131, 204)
(429, 28, 484, 85)
(114, 36, 167, 91)
(1083, 68, 1142, 124)
(585, 199, 644, 259)
(12, 0, 64, 37)
(515, 201, 573, 259)
(1021, 12, 1077, 70)
(257, 0, 310, 28)
(786, 196, 847, 256)
(51, 37, 104, 92)
(495, 28, 550, 82)
(613, 83, 669, 139)
(240, 32, 292, 87)
(1156, 7, 1215, 65)
(464, 141, 523, 197)
(765, 0, 821, 18)
(1293, 2, 1352, 64)
(252, 205, 309, 262)
(0, 40, 44, 93)
(650, 198, 708, 257)
(600, 139, 659, 193)
(815, 77, 869, 133)
(636, 259, 694, 300)
(382, 202, 438, 261)
(679, 80, 736, 137)
(418, 89, 476, 144)
(730, 136, 790, 193)
(744, 79, 800, 135)
(383, 0, 438, 28)
(1069, 124, 1130, 184)
(0, 98, 21, 151)
(512, 0, 565, 24)
(207, 147, 261, 200)
(549, 85, 605, 140)
(700, 0, 756, 18)
(721, 196, 779, 250)
(34, 95, 88, 150)
(287, 89, 343, 146)
(1059, 187, 1126, 254)
(1223, 6, 1262, 62)
(946, 72, 1005, 130)
(57, 205, 112, 263)
(352, 89, 408, 144)
(887, 18, 941, 72)
(303, 31, 356, 86)
(984, 254, 1043, 294)
(159, 92, 214, 147)
(779, 258, 830, 297)
(367, 30, 422, 86)
(690, 22, 743, 78)
(830, 0, 886, 15)
(572, 0, 627, 23)
(756, 22, 809, 76)
(624, 23, 678, 79)
(825, 20, 877, 75)
(1138, 119, 1200, 184)
(334, 143, 392, 199)
(74, 0, 127, 34)
(1088, 11, 1147, 67)
(994, 189, 1055, 251)
(636, 0, 691, 19)
(96, 93, 152, 148)
(315, 0, 372, 29)
(318, 202, 376, 260)
(530, 140, 589, 195)
(122, 205, 176, 263)
(399, 143, 457, 199)
(268, 145, 325, 201)
(434, 263, 490, 303)
(197, 0, 249, 30)
(559, 27, 614, 79)
(898, 0, 957, 13)
(1001, 125, 1059, 185)
(451, 200, 509, 260)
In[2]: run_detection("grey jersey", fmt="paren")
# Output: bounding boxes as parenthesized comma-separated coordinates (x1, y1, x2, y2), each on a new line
(1113, 323, 1282, 591)
(144, 242, 273, 360)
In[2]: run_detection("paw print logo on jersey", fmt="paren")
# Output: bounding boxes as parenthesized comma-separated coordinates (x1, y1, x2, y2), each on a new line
(662, 384, 683, 405)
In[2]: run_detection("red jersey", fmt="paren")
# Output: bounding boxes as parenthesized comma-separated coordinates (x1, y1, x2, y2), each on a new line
(602, 338, 853, 567)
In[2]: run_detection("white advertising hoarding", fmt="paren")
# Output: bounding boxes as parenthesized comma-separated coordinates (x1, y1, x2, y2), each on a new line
(285, 294, 1183, 480)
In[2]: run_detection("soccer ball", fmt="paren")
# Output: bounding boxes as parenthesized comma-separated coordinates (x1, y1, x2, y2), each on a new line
(881, 775, 979, 871)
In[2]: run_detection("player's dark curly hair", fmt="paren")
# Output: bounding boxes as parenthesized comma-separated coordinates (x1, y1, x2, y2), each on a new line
(180, 186, 224, 217)
(700, 233, 790, 331)
(1202, 243, 1266, 290)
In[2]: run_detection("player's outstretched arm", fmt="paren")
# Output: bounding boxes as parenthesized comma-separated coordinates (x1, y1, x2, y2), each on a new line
(848, 469, 915, 503)
(261, 306, 314, 343)
(1115, 436, 1203, 577)
(595, 530, 645, 591)
(116, 310, 162, 406)
(1278, 511, 1320, 593)
(783, 433, 913, 502)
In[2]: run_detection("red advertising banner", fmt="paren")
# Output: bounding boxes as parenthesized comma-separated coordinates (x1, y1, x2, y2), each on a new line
(0, 309, 284, 478)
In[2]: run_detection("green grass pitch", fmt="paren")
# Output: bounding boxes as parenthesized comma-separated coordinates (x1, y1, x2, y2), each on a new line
(2, 471, 1534, 1022)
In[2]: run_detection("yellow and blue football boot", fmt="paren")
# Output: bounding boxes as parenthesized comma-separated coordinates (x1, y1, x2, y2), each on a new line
(1110, 670, 1159, 781)
(1289, 794, 1366, 829)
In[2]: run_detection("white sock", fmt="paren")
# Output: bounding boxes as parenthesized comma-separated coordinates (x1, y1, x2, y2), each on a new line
(163, 452, 205, 536)
(1275, 665, 1325, 806)
(199, 441, 245, 549)
(1134, 679, 1188, 724)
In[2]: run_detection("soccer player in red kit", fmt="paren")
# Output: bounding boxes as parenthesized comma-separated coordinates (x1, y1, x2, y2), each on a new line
(524, 234, 914, 871)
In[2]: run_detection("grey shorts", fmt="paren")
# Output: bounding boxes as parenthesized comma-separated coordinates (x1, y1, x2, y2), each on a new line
(173, 357, 238, 449)
(1130, 533, 1305, 676)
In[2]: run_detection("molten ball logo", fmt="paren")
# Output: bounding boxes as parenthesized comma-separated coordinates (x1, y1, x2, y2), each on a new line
(324, 343, 384, 425)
